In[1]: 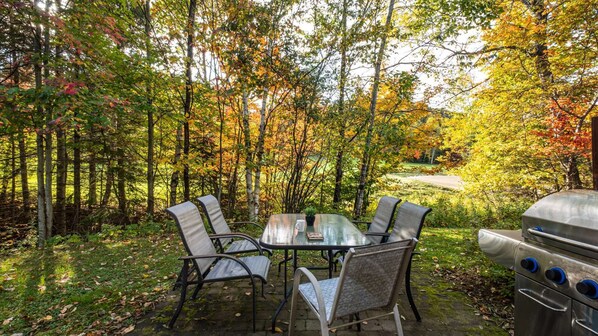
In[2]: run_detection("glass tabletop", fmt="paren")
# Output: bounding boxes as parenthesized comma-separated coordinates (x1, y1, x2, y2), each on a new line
(259, 213, 372, 250)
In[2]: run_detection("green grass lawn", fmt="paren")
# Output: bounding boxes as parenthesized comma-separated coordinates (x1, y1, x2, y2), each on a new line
(0, 224, 512, 335)
(0, 226, 184, 335)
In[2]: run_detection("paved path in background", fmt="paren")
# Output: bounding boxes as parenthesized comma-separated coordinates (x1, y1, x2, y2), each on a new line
(405, 175, 464, 190)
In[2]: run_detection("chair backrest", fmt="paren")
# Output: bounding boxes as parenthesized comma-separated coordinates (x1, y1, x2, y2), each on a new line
(329, 239, 416, 322)
(367, 196, 401, 243)
(387, 201, 432, 244)
(166, 201, 217, 278)
(197, 195, 232, 247)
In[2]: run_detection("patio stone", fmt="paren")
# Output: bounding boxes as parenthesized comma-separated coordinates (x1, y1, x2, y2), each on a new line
(131, 251, 508, 335)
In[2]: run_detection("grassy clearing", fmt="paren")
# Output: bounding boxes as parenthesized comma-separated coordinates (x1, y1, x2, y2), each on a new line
(1, 225, 511, 335)
(0, 225, 184, 335)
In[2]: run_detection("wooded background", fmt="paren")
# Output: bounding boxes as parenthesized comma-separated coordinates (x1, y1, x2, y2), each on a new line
(1, 0, 596, 247)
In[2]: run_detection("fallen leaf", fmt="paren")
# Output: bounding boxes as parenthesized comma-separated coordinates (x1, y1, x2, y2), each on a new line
(121, 325, 135, 334)
(273, 327, 283, 333)
(60, 304, 73, 314)
(3, 317, 13, 325)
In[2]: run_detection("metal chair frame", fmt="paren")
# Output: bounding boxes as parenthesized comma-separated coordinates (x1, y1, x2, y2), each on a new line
(166, 201, 270, 332)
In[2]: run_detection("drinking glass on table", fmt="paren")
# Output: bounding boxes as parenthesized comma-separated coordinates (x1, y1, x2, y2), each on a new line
(295, 219, 306, 232)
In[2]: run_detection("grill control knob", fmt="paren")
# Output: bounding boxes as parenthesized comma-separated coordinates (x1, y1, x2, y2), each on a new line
(520, 257, 539, 273)
(545, 267, 566, 285)
(577, 280, 598, 299)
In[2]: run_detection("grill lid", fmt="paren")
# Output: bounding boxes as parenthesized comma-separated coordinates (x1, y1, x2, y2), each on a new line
(522, 189, 598, 259)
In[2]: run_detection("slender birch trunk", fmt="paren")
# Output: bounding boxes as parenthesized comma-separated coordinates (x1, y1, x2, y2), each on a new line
(354, 0, 395, 217)
(333, 0, 349, 209)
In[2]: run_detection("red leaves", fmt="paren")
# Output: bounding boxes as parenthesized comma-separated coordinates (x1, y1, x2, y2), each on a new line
(63, 83, 78, 95)
(532, 98, 592, 159)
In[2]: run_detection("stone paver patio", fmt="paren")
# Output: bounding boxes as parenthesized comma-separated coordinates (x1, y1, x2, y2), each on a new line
(132, 251, 507, 335)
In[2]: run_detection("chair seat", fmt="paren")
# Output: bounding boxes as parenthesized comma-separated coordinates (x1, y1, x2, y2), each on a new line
(226, 239, 272, 255)
(205, 255, 271, 282)
(299, 278, 338, 321)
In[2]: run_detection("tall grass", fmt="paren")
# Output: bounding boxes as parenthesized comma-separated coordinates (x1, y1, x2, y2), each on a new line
(379, 175, 530, 230)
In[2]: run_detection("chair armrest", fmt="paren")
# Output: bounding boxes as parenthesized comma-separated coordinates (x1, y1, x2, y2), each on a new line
(365, 232, 390, 237)
(365, 232, 391, 243)
(292, 267, 328, 320)
(209, 233, 265, 255)
(179, 253, 256, 278)
(230, 221, 264, 230)
(351, 220, 372, 230)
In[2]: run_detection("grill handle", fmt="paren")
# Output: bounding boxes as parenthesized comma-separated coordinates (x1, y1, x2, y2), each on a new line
(527, 229, 598, 253)
(517, 289, 567, 312)
(574, 319, 598, 335)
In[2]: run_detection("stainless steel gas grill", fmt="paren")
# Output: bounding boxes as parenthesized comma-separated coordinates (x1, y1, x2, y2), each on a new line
(479, 190, 598, 336)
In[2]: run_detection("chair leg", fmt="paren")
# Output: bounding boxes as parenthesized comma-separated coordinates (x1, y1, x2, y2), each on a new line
(392, 304, 405, 336)
(173, 266, 183, 290)
(288, 285, 299, 336)
(406, 258, 422, 321)
(191, 283, 203, 300)
(168, 260, 190, 328)
(250, 277, 257, 333)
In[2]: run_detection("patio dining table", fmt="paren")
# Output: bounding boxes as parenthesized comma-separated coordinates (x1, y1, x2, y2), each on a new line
(259, 213, 372, 331)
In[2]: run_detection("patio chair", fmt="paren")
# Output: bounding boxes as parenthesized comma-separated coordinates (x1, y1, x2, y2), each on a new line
(367, 201, 432, 321)
(197, 195, 272, 257)
(323, 196, 400, 270)
(165, 201, 271, 332)
(289, 238, 417, 336)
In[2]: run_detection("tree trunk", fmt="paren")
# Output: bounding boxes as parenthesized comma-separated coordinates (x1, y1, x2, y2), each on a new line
(117, 150, 127, 224)
(170, 125, 182, 206)
(55, 128, 67, 235)
(10, 135, 16, 203)
(101, 165, 113, 208)
(227, 133, 241, 215)
(18, 131, 30, 220)
(252, 80, 269, 221)
(73, 63, 81, 229)
(354, 0, 395, 218)
(34, 0, 47, 247)
(54, 0, 66, 235)
(333, 0, 349, 209)
(565, 156, 582, 189)
(241, 90, 257, 221)
(525, 0, 582, 189)
(43, 11, 53, 241)
(73, 124, 81, 227)
(183, 0, 196, 202)
(88, 152, 96, 206)
(144, 0, 155, 217)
